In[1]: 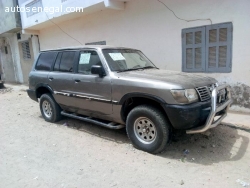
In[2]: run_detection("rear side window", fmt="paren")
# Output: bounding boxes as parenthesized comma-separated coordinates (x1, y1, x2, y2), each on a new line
(36, 52, 57, 71)
(59, 51, 76, 72)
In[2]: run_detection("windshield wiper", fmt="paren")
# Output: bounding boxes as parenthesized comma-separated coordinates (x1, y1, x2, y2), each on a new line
(117, 68, 143, 73)
(142, 66, 158, 69)
(117, 66, 158, 73)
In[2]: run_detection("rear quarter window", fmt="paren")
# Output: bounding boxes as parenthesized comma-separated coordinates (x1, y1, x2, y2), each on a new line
(35, 52, 57, 71)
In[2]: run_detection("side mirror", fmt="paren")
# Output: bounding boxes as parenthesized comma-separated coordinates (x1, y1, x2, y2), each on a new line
(91, 65, 106, 77)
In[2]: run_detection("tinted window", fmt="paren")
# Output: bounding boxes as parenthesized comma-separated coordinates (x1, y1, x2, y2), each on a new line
(36, 52, 57, 71)
(53, 52, 62, 71)
(59, 51, 76, 72)
(78, 51, 102, 74)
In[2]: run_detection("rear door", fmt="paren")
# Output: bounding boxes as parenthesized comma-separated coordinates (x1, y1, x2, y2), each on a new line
(72, 49, 112, 115)
(33, 51, 58, 90)
(48, 51, 77, 111)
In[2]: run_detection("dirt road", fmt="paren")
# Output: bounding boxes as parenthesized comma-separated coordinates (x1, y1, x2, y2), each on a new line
(1, 84, 250, 188)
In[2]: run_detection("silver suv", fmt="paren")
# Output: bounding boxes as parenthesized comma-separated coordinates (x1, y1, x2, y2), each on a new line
(27, 46, 232, 154)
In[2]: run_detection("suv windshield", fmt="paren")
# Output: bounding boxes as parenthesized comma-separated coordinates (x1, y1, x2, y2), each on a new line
(102, 49, 157, 72)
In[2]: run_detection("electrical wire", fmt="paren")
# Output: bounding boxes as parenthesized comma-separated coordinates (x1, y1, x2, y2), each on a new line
(157, 0, 212, 25)
(44, 13, 83, 45)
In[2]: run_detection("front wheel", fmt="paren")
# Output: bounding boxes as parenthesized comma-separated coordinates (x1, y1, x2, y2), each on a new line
(40, 93, 62, 122)
(126, 105, 171, 154)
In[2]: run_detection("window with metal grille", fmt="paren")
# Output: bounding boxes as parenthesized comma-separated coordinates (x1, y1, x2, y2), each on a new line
(21, 41, 31, 59)
(182, 22, 232, 73)
(26, 0, 43, 17)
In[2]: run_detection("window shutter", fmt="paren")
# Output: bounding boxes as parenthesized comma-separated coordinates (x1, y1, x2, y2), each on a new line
(182, 27, 206, 72)
(206, 23, 232, 72)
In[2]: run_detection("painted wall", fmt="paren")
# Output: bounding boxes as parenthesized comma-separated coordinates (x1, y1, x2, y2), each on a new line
(23, 0, 250, 112)
(19, 0, 117, 30)
(0, 0, 21, 34)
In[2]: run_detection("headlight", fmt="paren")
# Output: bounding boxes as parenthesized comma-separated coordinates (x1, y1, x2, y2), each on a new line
(171, 89, 199, 103)
(185, 89, 199, 102)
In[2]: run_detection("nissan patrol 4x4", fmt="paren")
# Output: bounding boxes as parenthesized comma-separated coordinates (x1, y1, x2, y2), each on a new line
(27, 46, 232, 154)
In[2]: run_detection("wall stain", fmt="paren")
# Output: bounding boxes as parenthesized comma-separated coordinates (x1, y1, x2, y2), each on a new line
(230, 83, 250, 109)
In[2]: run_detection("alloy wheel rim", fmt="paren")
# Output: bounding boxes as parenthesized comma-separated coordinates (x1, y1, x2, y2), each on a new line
(42, 100, 52, 118)
(133, 117, 157, 144)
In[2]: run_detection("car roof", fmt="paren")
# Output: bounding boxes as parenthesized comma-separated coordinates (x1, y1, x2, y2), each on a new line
(40, 45, 138, 52)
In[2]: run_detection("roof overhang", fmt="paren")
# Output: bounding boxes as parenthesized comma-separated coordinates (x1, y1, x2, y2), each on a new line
(21, 0, 125, 34)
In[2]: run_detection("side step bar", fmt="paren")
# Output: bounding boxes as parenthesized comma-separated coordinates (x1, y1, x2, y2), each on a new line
(61, 111, 125, 130)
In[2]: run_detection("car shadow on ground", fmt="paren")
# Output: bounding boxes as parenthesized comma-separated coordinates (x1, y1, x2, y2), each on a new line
(55, 117, 249, 165)
(159, 125, 249, 165)
(55, 118, 129, 144)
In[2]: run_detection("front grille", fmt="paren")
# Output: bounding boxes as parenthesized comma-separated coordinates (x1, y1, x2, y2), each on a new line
(207, 83, 217, 94)
(196, 86, 210, 101)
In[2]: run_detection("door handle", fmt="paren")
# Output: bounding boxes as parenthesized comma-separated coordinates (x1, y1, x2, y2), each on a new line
(75, 79, 80, 83)
(48, 77, 54, 81)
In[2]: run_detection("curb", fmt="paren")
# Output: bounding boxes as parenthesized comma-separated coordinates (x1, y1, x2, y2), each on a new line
(221, 122, 250, 133)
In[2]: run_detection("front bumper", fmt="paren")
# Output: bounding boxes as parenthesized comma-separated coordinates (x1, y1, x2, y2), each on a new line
(164, 101, 211, 130)
(186, 84, 232, 134)
(163, 84, 232, 134)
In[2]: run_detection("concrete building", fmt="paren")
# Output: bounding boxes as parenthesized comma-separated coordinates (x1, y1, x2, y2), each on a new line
(15, 0, 250, 113)
(0, 0, 40, 84)
(0, 0, 22, 83)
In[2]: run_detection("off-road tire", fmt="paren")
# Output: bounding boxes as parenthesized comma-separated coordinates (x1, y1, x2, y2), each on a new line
(126, 105, 171, 154)
(40, 93, 62, 122)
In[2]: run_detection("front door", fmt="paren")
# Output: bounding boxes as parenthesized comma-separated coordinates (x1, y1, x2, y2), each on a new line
(72, 50, 112, 116)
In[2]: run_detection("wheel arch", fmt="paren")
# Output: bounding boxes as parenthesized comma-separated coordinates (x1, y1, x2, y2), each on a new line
(119, 93, 169, 123)
(35, 84, 54, 99)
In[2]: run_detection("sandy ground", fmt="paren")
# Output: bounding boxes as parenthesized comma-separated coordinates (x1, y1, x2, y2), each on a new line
(0, 84, 250, 188)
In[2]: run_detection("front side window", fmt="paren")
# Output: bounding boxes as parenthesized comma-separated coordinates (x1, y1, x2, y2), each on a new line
(182, 22, 232, 73)
(36, 52, 57, 71)
(78, 51, 102, 74)
(102, 49, 156, 72)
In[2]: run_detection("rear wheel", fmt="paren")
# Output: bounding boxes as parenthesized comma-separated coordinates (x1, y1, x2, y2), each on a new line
(126, 105, 171, 154)
(40, 93, 62, 122)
